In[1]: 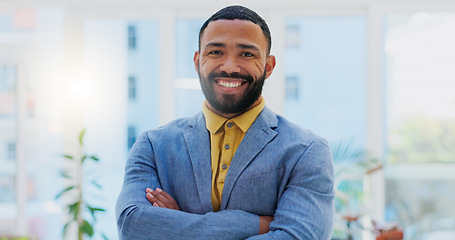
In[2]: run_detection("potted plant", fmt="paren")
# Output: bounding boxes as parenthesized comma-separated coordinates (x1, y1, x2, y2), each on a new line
(330, 141, 382, 240)
(55, 129, 108, 240)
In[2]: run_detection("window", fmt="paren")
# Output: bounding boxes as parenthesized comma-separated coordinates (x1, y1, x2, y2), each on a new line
(0, 66, 16, 117)
(0, 65, 16, 91)
(128, 24, 137, 50)
(83, 18, 160, 240)
(285, 76, 299, 100)
(283, 17, 368, 238)
(385, 12, 455, 164)
(285, 24, 300, 48)
(126, 19, 160, 136)
(0, 9, 35, 31)
(0, 174, 15, 203)
(384, 12, 455, 238)
(128, 75, 136, 101)
(284, 16, 367, 145)
(175, 19, 206, 118)
(7, 142, 16, 160)
(127, 126, 136, 150)
(0, 64, 18, 236)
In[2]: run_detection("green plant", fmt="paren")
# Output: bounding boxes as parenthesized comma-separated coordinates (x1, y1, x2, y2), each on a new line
(331, 140, 382, 239)
(55, 129, 108, 240)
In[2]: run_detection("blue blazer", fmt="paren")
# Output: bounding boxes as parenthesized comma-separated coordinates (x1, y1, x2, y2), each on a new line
(116, 107, 334, 240)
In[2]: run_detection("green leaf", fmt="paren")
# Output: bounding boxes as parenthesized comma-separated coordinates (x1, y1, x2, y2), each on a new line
(79, 129, 86, 146)
(91, 180, 102, 189)
(63, 221, 71, 237)
(81, 154, 87, 163)
(80, 220, 94, 237)
(93, 207, 106, 213)
(102, 233, 109, 240)
(63, 154, 74, 160)
(55, 186, 75, 199)
(68, 201, 80, 220)
(90, 207, 106, 212)
(60, 171, 71, 179)
(88, 205, 106, 220)
(90, 155, 100, 161)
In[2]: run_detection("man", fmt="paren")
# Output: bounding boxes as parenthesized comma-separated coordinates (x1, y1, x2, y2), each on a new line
(116, 5, 334, 240)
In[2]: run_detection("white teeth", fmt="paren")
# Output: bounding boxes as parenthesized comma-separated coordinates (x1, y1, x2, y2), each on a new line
(219, 81, 242, 88)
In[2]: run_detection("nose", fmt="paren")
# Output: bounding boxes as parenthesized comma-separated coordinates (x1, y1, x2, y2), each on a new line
(219, 55, 240, 73)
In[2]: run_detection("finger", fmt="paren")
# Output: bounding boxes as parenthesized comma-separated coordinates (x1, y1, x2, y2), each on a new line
(156, 188, 180, 210)
(156, 188, 177, 203)
(150, 189, 173, 208)
(146, 192, 157, 204)
(146, 188, 180, 210)
(146, 192, 166, 208)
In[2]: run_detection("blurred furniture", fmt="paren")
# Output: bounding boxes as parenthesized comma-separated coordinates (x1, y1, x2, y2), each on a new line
(374, 221, 403, 240)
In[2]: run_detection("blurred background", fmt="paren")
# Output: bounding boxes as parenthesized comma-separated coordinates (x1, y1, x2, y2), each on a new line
(1, 0, 455, 239)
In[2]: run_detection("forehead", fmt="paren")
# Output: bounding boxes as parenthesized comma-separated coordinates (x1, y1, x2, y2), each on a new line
(200, 19, 267, 50)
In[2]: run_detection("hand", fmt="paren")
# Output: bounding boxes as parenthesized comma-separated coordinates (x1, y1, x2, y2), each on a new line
(259, 216, 274, 234)
(146, 188, 181, 211)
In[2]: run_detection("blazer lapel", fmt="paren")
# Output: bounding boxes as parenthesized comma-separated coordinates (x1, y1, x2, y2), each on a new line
(220, 108, 278, 210)
(183, 113, 213, 212)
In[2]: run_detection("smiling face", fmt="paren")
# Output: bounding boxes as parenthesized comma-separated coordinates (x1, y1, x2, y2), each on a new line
(194, 19, 276, 118)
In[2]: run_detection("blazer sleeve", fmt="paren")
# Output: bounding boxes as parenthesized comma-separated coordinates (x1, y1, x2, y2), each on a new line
(246, 138, 335, 240)
(115, 132, 259, 240)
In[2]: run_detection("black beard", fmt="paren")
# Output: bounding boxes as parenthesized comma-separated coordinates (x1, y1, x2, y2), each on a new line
(198, 69, 266, 115)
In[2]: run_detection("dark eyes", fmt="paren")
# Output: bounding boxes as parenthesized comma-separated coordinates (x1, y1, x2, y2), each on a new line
(207, 50, 255, 57)
(242, 52, 254, 57)
(208, 50, 222, 55)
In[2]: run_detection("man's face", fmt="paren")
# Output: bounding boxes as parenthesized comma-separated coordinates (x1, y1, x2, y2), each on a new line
(194, 19, 276, 116)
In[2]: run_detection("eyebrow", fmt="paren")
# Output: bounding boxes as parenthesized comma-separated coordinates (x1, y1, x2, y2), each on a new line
(205, 42, 261, 52)
(205, 42, 225, 48)
(237, 44, 260, 52)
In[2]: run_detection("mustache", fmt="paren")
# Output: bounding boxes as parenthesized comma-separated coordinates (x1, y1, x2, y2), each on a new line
(208, 71, 254, 84)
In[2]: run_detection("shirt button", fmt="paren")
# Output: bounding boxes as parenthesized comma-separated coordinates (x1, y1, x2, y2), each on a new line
(222, 164, 228, 170)
(224, 144, 230, 150)
(227, 122, 233, 128)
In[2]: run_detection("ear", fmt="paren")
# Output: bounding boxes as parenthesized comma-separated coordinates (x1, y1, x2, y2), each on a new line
(193, 51, 200, 73)
(264, 55, 276, 79)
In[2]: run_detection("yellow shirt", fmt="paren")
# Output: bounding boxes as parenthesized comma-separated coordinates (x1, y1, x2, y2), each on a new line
(202, 98, 266, 212)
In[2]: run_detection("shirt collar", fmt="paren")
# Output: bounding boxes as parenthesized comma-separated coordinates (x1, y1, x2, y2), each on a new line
(202, 103, 227, 134)
(202, 96, 265, 134)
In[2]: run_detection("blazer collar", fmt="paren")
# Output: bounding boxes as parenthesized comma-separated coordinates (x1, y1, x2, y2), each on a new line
(184, 107, 278, 212)
(220, 107, 278, 210)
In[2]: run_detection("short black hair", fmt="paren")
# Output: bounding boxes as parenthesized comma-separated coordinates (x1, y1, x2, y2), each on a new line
(198, 5, 272, 55)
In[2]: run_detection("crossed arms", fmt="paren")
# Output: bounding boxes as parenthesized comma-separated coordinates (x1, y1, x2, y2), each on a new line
(116, 131, 335, 240)
(145, 187, 274, 234)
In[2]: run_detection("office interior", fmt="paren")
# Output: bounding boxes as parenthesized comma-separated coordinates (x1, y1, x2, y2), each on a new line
(1, 0, 455, 239)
